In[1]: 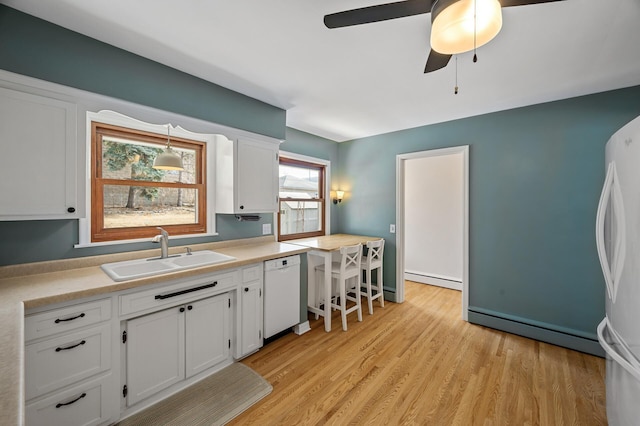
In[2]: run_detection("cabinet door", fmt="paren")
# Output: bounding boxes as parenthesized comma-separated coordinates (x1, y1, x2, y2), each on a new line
(0, 86, 80, 220)
(126, 306, 185, 406)
(185, 294, 230, 378)
(240, 281, 263, 357)
(236, 138, 279, 213)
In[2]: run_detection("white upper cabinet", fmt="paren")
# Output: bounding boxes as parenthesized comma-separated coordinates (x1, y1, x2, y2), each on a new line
(216, 136, 280, 214)
(0, 86, 81, 220)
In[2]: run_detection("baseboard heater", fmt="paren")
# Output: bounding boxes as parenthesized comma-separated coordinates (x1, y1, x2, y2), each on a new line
(467, 308, 604, 357)
(404, 271, 462, 290)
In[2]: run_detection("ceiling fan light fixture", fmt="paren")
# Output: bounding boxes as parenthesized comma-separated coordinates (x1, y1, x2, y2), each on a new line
(430, 0, 503, 55)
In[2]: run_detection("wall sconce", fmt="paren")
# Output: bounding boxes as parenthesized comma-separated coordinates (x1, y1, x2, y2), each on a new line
(333, 190, 345, 205)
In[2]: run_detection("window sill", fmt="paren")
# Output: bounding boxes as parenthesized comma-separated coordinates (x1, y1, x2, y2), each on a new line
(74, 232, 219, 249)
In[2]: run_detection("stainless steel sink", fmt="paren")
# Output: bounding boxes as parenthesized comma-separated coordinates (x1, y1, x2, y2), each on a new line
(101, 250, 236, 281)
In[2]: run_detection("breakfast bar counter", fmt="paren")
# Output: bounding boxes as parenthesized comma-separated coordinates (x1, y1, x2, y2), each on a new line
(288, 234, 381, 332)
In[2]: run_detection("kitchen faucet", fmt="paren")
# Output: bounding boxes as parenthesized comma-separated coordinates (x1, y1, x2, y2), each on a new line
(151, 227, 170, 259)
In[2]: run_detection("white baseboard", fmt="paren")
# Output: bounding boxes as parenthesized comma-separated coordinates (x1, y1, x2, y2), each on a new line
(293, 321, 311, 335)
(404, 273, 462, 291)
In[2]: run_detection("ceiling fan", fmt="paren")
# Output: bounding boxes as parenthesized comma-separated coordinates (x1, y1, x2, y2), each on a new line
(324, 0, 565, 73)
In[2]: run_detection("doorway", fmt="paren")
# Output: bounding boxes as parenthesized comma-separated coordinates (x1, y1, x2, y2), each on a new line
(395, 146, 469, 320)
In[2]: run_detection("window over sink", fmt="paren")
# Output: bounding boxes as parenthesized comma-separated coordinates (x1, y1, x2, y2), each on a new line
(82, 110, 216, 245)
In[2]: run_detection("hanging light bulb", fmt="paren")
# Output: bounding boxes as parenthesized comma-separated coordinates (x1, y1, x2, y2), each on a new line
(430, 0, 502, 55)
(153, 125, 184, 171)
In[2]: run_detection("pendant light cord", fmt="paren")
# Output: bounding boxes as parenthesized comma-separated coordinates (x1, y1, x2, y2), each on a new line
(473, 0, 478, 63)
(454, 55, 459, 94)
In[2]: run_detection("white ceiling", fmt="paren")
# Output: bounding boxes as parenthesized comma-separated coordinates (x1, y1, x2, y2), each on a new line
(3, 0, 640, 142)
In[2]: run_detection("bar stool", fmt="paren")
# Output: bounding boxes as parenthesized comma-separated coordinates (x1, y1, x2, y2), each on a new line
(361, 239, 385, 315)
(315, 243, 363, 331)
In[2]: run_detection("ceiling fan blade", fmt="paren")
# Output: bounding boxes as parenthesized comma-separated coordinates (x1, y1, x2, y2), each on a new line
(424, 50, 451, 73)
(324, 0, 432, 29)
(500, 0, 565, 7)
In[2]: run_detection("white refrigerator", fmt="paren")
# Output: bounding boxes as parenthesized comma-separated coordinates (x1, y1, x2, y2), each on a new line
(596, 115, 640, 425)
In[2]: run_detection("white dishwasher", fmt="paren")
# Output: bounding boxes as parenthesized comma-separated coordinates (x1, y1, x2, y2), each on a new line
(263, 255, 300, 339)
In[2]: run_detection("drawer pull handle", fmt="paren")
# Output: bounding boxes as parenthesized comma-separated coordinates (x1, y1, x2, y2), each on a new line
(155, 282, 218, 300)
(54, 313, 85, 323)
(55, 340, 86, 352)
(56, 392, 86, 408)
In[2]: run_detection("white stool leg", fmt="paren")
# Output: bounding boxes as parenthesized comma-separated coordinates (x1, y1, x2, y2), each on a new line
(366, 267, 374, 315)
(340, 278, 348, 331)
(356, 277, 363, 322)
(377, 266, 385, 308)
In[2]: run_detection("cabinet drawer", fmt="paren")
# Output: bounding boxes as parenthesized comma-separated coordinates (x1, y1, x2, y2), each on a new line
(26, 373, 113, 426)
(242, 264, 262, 283)
(25, 299, 111, 341)
(25, 323, 111, 400)
(119, 270, 238, 316)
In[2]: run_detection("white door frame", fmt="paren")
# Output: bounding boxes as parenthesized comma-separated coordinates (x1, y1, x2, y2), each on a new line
(395, 145, 469, 321)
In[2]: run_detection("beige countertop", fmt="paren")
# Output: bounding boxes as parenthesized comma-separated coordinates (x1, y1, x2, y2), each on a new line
(0, 236, 309, 426)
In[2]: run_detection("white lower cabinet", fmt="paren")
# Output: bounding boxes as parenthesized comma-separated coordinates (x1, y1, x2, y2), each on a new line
(186, 295, 231, 377)
(24, 298, 117, 426)
(125, 306, 185, 406)
(25, 373, 114, 426)
(24, 262, 267, 424)
(25, 323, 111, 400)
(238, 265, 264, 358)
(124, 293, 231, 407)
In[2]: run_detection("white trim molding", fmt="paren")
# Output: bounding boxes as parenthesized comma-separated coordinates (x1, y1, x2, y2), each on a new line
(396, 145, 469, 321)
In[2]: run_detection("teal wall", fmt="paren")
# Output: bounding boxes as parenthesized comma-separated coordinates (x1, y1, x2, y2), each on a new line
(337, 85, 640, 354)
(0, 5, 285, 140)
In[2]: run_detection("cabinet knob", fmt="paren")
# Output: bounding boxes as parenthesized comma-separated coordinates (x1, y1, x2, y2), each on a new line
(67, 207, 76, 213)
(244, 287, 249, 292)
(240, 205, 244, 210)
(187, 305, 193, 310)
(179, 307, 185, 313)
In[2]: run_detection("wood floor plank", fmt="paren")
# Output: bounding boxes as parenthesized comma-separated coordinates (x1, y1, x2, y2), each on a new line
(232, 281, 606, 425)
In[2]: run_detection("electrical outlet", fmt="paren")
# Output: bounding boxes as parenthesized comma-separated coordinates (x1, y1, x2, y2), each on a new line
(262, 223, 272, 235)
(390, 224, 396, 233)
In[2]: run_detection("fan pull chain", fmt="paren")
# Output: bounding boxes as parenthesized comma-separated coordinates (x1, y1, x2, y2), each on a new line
(473, 0, 478, 63)
(454, 55, 459, 94)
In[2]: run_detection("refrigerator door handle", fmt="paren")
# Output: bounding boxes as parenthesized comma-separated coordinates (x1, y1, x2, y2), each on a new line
(596, 162, 615, 300)
(596, 162, 626, 302)
(610, 164, 627, 302)
(598, 317, 640, 382)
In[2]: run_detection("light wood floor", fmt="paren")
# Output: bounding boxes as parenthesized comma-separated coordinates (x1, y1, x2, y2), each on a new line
(232, 281, 606, 425)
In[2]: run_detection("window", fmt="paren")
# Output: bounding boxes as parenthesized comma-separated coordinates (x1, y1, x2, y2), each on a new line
(278, 157, 326, 241)
(91, 122, 206, 242)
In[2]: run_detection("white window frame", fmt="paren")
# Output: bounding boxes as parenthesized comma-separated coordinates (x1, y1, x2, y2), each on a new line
(277, 151, 331, 238)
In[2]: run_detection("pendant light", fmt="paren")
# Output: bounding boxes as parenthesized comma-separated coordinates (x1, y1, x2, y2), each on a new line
(153, 125, 184, 171)
(430, 0, 502, 55)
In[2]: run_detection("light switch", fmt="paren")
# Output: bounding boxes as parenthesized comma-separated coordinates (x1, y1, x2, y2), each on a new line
(263, 223, 272, 235)
(390, 224, 396, 233)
